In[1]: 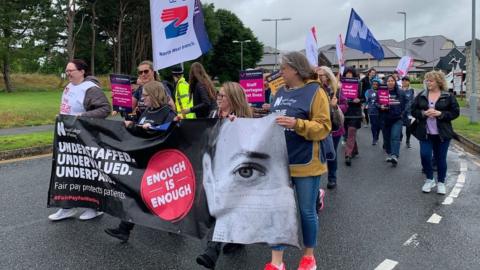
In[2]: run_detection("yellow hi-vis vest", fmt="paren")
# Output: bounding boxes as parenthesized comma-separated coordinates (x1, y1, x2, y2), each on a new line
(175, 76, 195, 119)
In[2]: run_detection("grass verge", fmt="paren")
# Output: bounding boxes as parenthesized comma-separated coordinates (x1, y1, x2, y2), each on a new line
(0, 131, 53, 152)
(453, 115, 480, 145)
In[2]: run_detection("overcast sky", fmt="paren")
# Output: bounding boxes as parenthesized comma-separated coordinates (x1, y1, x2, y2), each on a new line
(203, 0, 478, 51)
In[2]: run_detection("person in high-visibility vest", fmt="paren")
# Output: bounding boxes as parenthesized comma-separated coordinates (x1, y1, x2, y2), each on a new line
(172, 65, 195, 119)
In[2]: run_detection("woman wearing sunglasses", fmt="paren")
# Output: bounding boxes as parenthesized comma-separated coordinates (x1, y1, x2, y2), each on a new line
(132, 60, 175, 121)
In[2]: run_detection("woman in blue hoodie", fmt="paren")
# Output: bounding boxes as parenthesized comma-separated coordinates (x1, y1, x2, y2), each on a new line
(379, 75, 406, 166)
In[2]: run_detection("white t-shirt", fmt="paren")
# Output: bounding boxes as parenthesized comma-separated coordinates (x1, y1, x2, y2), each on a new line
(59, 81, 97, 115)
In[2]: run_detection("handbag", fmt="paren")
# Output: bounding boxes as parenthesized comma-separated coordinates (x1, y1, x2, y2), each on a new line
(320, 134, 336, 163)
(330, 106, 344, 132)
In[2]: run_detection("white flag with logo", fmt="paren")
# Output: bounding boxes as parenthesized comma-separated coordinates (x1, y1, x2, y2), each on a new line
(305, 26, 318, 67)
(395, 56, 413, 77)
(150, 0, 211, 70)
(336, 34, 346, 75)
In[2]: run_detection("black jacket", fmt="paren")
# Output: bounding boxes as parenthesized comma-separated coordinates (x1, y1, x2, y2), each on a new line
(410, 90, 459, 141)
(129, 105, 176, 136)
(190, 83, 216, 118)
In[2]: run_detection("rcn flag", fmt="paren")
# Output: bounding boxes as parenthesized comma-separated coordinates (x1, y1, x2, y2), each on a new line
(344, 9, 384, 60)
(305, 26, 319, 67)
(150, 0, 212, 70)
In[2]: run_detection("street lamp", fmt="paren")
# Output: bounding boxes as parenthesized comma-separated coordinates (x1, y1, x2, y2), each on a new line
(232, 39, 251, 71)
(470, 0, 477, 123)
(397, 11, 407, 56)
(261, 17, 292, 70)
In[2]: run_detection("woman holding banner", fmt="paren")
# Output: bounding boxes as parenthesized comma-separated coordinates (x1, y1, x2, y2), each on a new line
(316, 66, 347, 190)
(342, 67, 363, 166)
(104, 80, 176, 242)
(49, 59, 111, 221)
(180, 62, 217, 118)
(378, 75, 406, 166)
(266, 52, 331, 270)
(196, 82, 252, 269)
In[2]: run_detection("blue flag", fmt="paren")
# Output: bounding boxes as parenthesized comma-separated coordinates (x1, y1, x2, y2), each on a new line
(344, 9, 384, 60)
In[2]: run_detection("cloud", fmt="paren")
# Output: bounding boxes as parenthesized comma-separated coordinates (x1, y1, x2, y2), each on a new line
(203, 0, 478, 50)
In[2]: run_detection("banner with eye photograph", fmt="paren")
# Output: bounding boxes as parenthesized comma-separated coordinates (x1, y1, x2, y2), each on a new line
(48, 114, 299, 247)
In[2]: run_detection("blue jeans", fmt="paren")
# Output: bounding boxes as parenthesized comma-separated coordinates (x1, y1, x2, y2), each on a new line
(382, 119, 403, 157)
(369, 114, 381, 142)
(272, 176, 321, 250)
(327, 136, 341, 183)
(419, 135, 450, 182)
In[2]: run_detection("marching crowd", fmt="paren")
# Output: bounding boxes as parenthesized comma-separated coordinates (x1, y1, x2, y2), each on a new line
(49, 51, 459, 269)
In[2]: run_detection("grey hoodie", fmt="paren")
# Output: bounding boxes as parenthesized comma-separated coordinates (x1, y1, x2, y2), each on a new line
(82, 76, 111, 118)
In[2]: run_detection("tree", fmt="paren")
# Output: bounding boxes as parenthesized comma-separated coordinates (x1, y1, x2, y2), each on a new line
(0, 0, 53, 92)
(207, 9, 263, 82)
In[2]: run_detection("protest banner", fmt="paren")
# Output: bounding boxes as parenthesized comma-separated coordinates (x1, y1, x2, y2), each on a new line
(377, 85, 390, 106)
(48, 115, 299, 247)
(110, 74, 133, 113)
(340, 78, 359, 100)
(150, 0, 211, 70)
(266, 71, 285, 96)
(239, 69, 264, 103)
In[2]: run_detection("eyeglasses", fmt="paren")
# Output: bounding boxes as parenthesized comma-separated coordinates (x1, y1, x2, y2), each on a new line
(65, 69, 78, 73)
(216, 93, 226, 99)
(138, 69, 150, 75)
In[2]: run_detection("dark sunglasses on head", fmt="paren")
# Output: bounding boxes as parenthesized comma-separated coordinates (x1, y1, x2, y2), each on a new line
(138, 69, 150, 75)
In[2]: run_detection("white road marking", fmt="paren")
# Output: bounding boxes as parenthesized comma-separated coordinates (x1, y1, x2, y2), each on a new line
(460, 162, 468, 172)
(449, 186, 462, 198)
(427, 213, 442, 224)
(442, 197, 454, 205)
(403, 233, 419, 248)
(374, 259, 399, 270)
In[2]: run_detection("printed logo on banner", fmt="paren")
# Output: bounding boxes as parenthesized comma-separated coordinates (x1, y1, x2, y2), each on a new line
(57, 121, 66, 136)
(161, 6, 189, 39)
(141, 149, 196, 222)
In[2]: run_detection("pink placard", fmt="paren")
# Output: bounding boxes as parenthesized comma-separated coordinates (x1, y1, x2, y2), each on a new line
(341, 78, 359, 100)
(110, 74, 133, 112)
(240, 70, 264, 103)
(377, 86, 389, 106)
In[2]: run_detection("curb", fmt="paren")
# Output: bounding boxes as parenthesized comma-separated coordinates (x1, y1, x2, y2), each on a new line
(0, 145, 53, 161)
(455, 134, 480, 154)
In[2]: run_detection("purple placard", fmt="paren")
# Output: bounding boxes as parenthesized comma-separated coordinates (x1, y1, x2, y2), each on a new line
(239, 69, 264, 103)
(377, 85, 389, 106)
(340, 78, 359, 100)
(110, 74, 133, 113)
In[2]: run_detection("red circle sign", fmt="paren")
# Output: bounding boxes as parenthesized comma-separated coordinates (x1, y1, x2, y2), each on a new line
(140, 149, 195, 222)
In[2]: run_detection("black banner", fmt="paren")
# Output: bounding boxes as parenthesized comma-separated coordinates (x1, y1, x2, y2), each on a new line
(48, 115, 299, 246)
(49, 115, 216, 239)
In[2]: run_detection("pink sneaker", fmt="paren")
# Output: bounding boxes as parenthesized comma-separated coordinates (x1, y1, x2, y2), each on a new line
(298, 255, 317, 270)
(264, 262, 286, 270)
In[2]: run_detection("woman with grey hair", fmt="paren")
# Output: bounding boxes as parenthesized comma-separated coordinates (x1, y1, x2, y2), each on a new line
(266, 51, 331, 270)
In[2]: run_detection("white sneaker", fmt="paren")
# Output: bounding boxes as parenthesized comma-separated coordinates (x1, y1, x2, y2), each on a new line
(48, 208, 77, 221)
(437, 182, 446, 195)
(78, 209, 103, 220)
(422, 179, 436, 193)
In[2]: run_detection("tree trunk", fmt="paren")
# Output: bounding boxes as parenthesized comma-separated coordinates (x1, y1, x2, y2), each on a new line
(115, 1, 128, 73)
(90, 2, 96, 75)
(66, 0, 76, 61)
(2, 53, 13, 93)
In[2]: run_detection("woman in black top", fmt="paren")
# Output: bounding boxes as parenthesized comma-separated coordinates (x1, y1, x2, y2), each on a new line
(181, 62, 217, 118)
